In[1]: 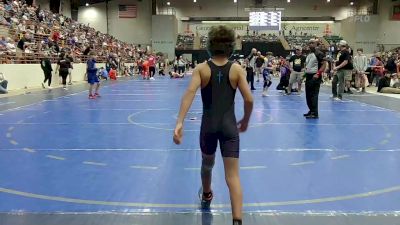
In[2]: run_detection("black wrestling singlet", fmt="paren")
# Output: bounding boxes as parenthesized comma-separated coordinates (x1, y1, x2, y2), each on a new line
(200, 61, 240, 158)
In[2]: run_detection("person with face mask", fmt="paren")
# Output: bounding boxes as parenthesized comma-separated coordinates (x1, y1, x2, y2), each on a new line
(353, 48, 368, 93)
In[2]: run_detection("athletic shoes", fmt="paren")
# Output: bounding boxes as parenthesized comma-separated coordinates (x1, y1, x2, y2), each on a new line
(262, 87, 268, 97)
(94, 93, 101, 97)
(41, 83, 45, 89)
(333, 97, 342, 101)
(198, 187, 213, 209)
(305, 114, 319, 119)
(150, 77, 155, 80)
(89, 94, 96, 99)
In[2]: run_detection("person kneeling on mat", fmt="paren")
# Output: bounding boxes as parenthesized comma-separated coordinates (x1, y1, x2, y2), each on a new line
(173, 25, 253, 225)
(0, 73, 8, 94)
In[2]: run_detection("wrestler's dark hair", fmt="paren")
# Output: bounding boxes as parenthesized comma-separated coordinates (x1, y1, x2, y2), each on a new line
(207, 26, 235, 57)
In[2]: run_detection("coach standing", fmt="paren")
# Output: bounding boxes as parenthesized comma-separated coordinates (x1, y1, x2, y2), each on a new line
(303, 39, 326, 119)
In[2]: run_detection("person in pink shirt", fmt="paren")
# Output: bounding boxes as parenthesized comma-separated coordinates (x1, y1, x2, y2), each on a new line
(148, 55, 157, 80)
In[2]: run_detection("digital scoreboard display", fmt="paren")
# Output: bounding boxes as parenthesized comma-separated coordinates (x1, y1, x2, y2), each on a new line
(249, 11, 282, 31)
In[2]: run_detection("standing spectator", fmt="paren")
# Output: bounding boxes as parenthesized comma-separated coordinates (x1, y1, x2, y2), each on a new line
(353, 48, 368, 93)
(177, 56, 186, 74)
(87, 52, 100, 99)
(244, 59, 256, 90)
(332, 40, 353, 100)
(55, 53, 71, 90)
(287, 46, 306, 95)
(65, 52, 74, 85)
(254, 51, 265, 82)
(148, 54, 157, 80)
(40, 52, 53, 89)
(304, 39, 326, 119)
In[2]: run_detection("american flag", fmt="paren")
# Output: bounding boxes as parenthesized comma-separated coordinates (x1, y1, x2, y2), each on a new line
(119, 5, 137, 18)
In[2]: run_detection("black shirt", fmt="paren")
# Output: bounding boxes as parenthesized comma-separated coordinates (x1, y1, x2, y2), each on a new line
(17, 38, 26, 50)
(289, 55, 306, 72)
(245, 66, 253, 76)
(255, 57, 265, 68)
(57, 58, 71, 73)
(336, 50, 353, 70)
(40, 58, 52, 73)
(201, 61, 237, 136)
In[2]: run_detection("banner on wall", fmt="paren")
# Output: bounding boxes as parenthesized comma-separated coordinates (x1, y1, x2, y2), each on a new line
(186, 22, 339, 36)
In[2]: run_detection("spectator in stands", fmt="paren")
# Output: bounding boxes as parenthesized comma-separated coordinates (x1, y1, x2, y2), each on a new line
(353, 48, 368, 93)
(287, 46, 306, 95)
(16, 32, 29, 59)
(0, 36, 7, 49)
(0, 72, 8, 94)
(40, 52, 52, 89)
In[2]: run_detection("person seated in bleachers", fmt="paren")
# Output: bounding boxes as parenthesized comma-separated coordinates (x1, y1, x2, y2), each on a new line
(0, 73, 8, 94)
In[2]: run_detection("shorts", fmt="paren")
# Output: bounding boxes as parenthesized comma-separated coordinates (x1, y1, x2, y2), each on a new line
(344, 70, 353, 81)
(255, 67, 262, 74)
(87, 73, 99, 84)
(200, 131, 240, 158)
(289, 71, 303, 84)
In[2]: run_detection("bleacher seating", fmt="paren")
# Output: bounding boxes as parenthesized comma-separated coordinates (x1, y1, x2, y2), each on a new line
(176, 33, 194, 50)
(0, 0, 139, 64)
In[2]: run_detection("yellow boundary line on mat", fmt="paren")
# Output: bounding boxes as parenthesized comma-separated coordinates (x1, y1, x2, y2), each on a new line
(0, 185, 400, 208)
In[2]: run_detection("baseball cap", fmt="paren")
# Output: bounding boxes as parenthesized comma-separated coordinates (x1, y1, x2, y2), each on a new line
(339, 40, 348, 46)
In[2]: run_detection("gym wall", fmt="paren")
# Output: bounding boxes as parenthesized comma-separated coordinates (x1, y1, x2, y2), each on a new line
(78, 0, 152, 46)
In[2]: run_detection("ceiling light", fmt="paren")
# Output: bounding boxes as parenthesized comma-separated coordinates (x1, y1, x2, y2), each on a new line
(167, 2, 171, 6)
(85, 3, 89, 6)
(350, 1, 354, 5)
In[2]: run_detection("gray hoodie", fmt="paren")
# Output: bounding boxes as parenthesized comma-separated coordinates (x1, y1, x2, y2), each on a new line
(353, 54, 368, 72)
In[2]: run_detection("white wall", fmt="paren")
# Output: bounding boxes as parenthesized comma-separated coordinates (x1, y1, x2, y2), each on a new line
(78, 4, 107, 34)
(0, 63, 105, 91)
(340, 15, 380, 54)
(152, 15, 178, 60)
(377, 0, 400, 49)
(78, 0, 152, 46)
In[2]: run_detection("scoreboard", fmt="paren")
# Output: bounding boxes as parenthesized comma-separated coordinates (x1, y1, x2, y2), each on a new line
(249, 11, 282, 31)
